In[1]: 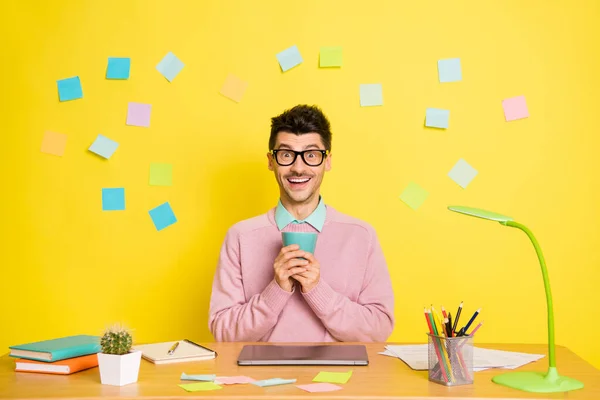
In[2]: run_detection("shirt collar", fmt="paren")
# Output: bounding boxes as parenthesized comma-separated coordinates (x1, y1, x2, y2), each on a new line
(275, 197, 326, 232)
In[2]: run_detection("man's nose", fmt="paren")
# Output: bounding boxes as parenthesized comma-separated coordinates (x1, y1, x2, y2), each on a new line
(289, 154, 306, 172)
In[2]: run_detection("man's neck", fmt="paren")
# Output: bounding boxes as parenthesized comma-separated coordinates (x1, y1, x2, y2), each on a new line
(280, 195, 320, 221)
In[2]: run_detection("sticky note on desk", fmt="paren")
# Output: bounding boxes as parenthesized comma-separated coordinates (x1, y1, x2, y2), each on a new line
(399, 182, 428, 210)
(276, 45, 303, 72)
(178, 382, 222, 392)
(156, 51, 184, 82)
(106, 57, 131, 79)
(149, 202, 177, 231)
(320, 46, 343, 67)
(297, 383, 343, 392)
(438, 58, 462, 82)
(425, 108, 450, 129)
(57, 76, 83, 101)
(180, 373, 215, 381)
(360, 84, 383, 107)
(220, 74, 248, 103)
(313, 370, 353, 384)
(89, 134, 118, 159)
(102, 188, 125, 211)
(126, 102, 152, 127)
(251, 378, 297, 387)
(448, 158, 478, 189)
(41, 131, 67, 156)
(215, 376, 255, 385)
(502, 95, 529, 121)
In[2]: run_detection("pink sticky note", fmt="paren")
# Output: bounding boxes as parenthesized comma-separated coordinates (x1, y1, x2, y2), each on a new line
(126, 102, 152, 127)
(214, 376, 255, 385)
(502, 95, 529, 121)
(296, 383, 343, 393)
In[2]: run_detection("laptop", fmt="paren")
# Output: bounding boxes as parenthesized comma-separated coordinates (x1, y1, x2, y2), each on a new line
(237, 344, 369, 366)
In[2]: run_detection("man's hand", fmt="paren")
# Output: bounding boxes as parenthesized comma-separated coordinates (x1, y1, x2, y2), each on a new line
(273, 244, 309, 292)
(292, 252, 321, 293)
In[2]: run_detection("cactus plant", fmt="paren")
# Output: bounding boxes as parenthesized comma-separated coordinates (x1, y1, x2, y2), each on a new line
(100, 324, 132, 355)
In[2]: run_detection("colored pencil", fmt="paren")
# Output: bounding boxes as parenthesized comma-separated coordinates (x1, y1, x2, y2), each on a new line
(452, 301, 463, 334)
(462, 308, 481, 333)
(427, 309, 450, 383)
(468, 321, 484, 336)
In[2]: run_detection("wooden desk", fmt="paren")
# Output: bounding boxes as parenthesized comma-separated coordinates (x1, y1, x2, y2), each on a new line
(0, 342, 598, 399)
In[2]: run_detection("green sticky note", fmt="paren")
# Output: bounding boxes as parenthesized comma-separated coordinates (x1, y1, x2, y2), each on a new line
(320, 46, 342, 67)
(149, 163, 173, 186)
(399, 182, 429, 210)
(312, 370, 353, 384)
(178, 382, 222, 392)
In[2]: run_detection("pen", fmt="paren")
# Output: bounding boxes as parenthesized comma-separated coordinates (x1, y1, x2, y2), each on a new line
(461, 308, 481, 334)
(168, 341, 179, 355)
(452, 301, 463, 335)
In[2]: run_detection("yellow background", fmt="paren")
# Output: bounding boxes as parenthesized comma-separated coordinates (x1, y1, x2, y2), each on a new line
(2, 0, 599, 369)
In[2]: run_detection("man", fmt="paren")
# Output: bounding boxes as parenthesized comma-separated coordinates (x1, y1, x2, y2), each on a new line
(208, 105, 394, 342)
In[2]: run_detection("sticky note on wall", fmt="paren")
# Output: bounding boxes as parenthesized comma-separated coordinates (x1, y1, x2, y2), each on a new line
(400, 182, 428, 210)
(448, 159, 478, 189)
(156, 52, 184, 82)
(438, 58, 462, 82)
(106, 57, 131, 79)
(319, 46, 343, 67)
(276, 45, 303, 72)
(89, 135, 119, 159)
(126, 102, 152, 127)
(102, 188, 125, 211)
(149, 202, 177, 231)
(360, 84, 383, 107)
(502, 95, 529, 121)
(57, 76, 83, 101)
(425, 108, 450, 129)
(149, 163, 173, 186)
(41, 131, 67, 156)
(220, 74, 248, 103)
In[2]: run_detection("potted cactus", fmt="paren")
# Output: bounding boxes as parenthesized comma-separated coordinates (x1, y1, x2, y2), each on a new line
(97, 324, 142, 386)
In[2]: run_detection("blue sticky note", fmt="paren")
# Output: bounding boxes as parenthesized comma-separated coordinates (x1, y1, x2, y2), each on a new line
(102, 188, 125, 211)
(89, 134, 119, 159)
(438, 58, 462, 83)
(251, 378, 297, 387)
(156, 52, 184, 82)
(149, 202, 177, 231)
(425, 108, 450, 129)
(106, 57, 131, 79)
(276, 45, 303, 72)
(181, 373, 215, 382)
(360, 84, 383, 107)
(57, 76, 83, 101)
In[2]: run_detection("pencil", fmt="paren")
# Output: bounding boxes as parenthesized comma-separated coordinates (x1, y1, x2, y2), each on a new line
(441, 306, 448, 319)
(452, 301, 463, 334)
(427, 309, 450, 383)
(462, 308, 481, 333)
(468, 321, 484, 336)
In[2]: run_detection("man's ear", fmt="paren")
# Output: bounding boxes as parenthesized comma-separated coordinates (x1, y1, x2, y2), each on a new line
(324, 153, 332, 172)
(267, 152, 274, 171)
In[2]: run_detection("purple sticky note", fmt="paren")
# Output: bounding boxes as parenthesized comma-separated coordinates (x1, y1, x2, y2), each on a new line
(126, 102, 152, 127)
(502, 95, 529, 122)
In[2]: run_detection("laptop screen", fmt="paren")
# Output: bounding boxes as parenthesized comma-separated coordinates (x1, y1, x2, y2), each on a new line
(237, 344, 369, 366)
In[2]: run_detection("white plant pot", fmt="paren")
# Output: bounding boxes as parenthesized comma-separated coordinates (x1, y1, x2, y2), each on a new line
(97, 350, 142, 386)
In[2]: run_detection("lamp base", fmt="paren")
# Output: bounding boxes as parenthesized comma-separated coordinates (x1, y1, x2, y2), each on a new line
(492, 367, 584, 393)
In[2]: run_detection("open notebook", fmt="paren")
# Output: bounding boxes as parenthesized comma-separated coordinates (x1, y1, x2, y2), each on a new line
(133, 339, 216, 365)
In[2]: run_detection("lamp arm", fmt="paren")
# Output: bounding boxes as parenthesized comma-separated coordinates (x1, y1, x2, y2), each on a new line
(504, 221, 556, 368)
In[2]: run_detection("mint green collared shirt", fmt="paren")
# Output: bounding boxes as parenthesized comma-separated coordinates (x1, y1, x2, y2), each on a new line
(275, 198, 326, 232)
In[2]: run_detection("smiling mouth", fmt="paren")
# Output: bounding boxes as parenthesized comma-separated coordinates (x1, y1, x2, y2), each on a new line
(287, 177, 311, 187)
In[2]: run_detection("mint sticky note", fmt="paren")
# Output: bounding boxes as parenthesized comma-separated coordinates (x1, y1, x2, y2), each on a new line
(106, 57, 131, 79)
(438, 58, 462, 82)
(156, 52, 184, 82)
(400, 182, 429, 210)
(149, 202, 177, 231)
(57, 76, 83, 101)
(276, 45, 303, 72)
(149, 163, 173, 186)
(178, 382, 222, 392)
(181, 373, 215, 381)
(89, 134, 119, 159)
(425, 108, 450, 129)
(360, 84, 383, 107)
(126, 102, 152, 127)
(251, 378, 297, 387)
(502, 95, 529, 121)
(448, 158, 478, 189)
(102, 188, 125, 211)
(320, 46, 342, 67)
(313, 370, 353, 384)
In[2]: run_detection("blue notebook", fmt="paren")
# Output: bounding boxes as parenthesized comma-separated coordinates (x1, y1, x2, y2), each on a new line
(9, 335, 101, 362)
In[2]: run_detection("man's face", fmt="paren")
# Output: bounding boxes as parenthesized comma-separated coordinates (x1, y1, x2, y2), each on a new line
(267, 132, 331, 206)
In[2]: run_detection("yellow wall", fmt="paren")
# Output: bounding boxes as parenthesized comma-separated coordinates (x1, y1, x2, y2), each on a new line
(2, 0, 599, 369)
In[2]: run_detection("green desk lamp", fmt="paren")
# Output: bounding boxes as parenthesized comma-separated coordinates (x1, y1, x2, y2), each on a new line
(448, 206, 584, 393)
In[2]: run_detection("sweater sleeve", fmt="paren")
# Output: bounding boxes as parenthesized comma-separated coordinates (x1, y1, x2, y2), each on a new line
(301, 228, 395, 342)
(208, 227, 293, 341)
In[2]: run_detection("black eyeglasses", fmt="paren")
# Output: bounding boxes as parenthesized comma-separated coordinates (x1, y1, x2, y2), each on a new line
(271, 149, 329, 166)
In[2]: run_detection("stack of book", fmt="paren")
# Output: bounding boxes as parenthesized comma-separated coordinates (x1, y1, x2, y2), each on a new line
(9, 335, 101, 375)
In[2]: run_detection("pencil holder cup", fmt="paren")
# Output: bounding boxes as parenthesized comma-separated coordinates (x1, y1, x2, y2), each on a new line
(427, 334, 474, 386)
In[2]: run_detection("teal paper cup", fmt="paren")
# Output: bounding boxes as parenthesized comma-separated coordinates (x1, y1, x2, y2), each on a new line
(281, 231, 318, 254)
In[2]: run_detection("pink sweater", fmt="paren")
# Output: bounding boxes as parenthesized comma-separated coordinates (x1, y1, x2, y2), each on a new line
(208, 206, 395, 342)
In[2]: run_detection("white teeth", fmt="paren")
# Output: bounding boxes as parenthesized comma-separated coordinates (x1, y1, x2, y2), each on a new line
(289, 178, 309, 183)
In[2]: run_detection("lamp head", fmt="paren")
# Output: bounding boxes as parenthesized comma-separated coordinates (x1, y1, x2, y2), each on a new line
(448, 206, 513, 225)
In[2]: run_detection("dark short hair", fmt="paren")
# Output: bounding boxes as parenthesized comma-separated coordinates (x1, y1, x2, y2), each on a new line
(269, 105, 332, 151)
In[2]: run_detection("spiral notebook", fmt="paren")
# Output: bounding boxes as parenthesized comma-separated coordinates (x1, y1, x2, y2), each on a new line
(133, 339, 216, 365)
